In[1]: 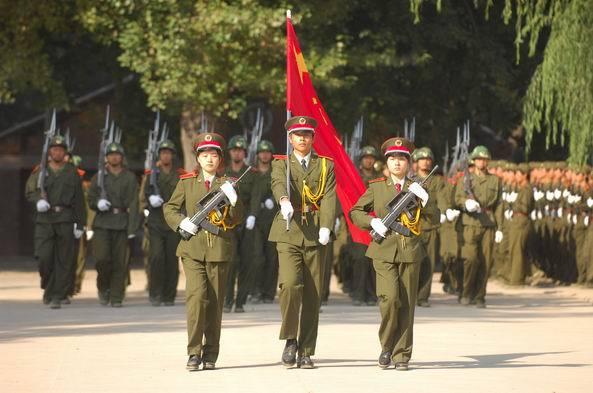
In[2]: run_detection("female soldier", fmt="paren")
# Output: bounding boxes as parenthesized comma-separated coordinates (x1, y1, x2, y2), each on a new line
(164, 133, 243, 371)
(350, 137, 439, 370)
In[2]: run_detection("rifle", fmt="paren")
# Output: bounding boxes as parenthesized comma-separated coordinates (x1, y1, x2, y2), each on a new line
(97, 106, 110, 200)
(370, 165, 438, 243)
(246, 108, 264, 166)
(145, 112, 161, 196)
(348, 116, 363, 164)
(443, 140, 450, 179)
(460, 121, 477, 202)
(37, 109, 57, 200)
(179, 166, 252, 240)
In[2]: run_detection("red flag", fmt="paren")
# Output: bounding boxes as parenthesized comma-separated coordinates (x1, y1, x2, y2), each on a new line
(286, 14, 371, 245)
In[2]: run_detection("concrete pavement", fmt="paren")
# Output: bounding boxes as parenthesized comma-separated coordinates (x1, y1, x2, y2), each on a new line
(1, 265, 592, 393)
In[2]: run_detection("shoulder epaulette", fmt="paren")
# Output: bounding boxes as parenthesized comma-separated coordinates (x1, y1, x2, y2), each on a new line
(369, 177, 386, 184)
(318, 155, 334, 161)
(179, 171, 198, 180)
(176, 167, 188, 175)
(273, 154, 287, 160)
(31, 164, 40, 173)
(77, 169, 86, 178)
(144, 169, 152, 175)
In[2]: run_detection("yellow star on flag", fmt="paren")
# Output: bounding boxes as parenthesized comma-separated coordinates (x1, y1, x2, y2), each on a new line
(294, 45, 308, 84)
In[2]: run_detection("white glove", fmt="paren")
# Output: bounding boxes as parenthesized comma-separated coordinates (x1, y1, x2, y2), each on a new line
(318, 227, 331, 245)
(554, 189, 561, 199)
(179, 217, 198, 235)
(537, 210, 543, 220)
(370, 218, 388, 238)
(465, 199, 481, 213)
(264, 198, 275, 210)
(567, 195, 575, 204)
(220, 182, 238, 207)
(557, 207, 563, 217)
(508, 192, 518, 203)
(585, 216, 590, 227)
(245, 215, 256, 230)
(36, 199, 51, 212)
(572, 215, 577, 225)
(530, 210, 536, 221)
(504, 209, 513, 220)
(440, 214, 446, 224)
(280, 199, 294, 221)
(143, 209, 150, 218)
(408, 182, 429, 207)
(534, 190, 544, 201)
(502, 191, 508, 202)
(495, 230, 503, 244)
(587, 198, 593, 208)
(546, 191, 554, 201)
(97, 199, 111, 212)
(445, 208, 457, 222)
(127, 233, 135, 239)
(575, 195, 582, 204)
(334, 217, 341, 234)
(73, 224, 84, 239)
(149, 194, 164, 208)
(86, 230, 94, 241)
(562, 189, 570, 198)
(566, 213, 572, 224)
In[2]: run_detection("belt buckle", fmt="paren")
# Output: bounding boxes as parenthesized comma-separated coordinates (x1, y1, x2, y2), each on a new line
(54, 206, 62, 213)
(302, 206, 310, 213)
(113, 208, 120, 214)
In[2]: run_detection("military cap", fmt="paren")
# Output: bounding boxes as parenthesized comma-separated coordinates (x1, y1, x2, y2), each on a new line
(105, 142, 125, 155)
(193, 132, 226, 153)
(412, 147, 434, 162)
(470, 145, 491, 160)
(505, 162, 517, 171)
(49, 135, 68, 149)
(158, 139, 176, 153)
(381, 137, 415, 157)
(257, 139, 274, 153)
(70, 155, 82, 167)
(516, 163, 530, 174)
(228, 135, 247, 150)
(360, 145, 378, 159)
(285, 115, 317, 134)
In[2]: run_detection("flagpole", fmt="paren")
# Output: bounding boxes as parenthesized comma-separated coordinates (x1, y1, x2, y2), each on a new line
(285, 9, 292, 231)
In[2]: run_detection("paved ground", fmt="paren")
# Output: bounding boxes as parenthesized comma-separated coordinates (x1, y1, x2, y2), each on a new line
(1, 263, 592, 393)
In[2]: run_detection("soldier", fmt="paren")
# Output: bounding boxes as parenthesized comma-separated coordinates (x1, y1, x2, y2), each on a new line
(269, 115, 336, 369)
(70, 155, 90, 296)
(140, 139, 184, 306)
(246, 140, 280, 304)
(439, 171, 462, 295)
(88, 142, 141, 307)
(413, 147, 444, 307)
(455, 145, 502, 308)
(223, 135, 258, 313)
(25, 135, 86, 309)
(350, 137, 439, 370)
(164, 132, 243, 371)
(351, 145, 382, 306)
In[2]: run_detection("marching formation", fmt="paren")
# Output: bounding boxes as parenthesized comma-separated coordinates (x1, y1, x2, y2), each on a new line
(25, 108, 591, 372)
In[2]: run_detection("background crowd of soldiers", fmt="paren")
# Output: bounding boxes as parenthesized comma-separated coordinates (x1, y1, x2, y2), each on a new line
(25, 110, 593, 311)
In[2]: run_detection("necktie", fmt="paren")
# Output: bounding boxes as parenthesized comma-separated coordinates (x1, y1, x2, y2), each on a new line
(205, 180, 211, 191)
(395, 183, 401, 193)
(301, 159, 307, 170)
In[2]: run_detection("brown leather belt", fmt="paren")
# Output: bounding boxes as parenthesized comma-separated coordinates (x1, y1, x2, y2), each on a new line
(294, 205, 318, 213)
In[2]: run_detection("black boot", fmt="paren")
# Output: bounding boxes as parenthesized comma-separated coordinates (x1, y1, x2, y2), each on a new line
(282, 339, 298, 367)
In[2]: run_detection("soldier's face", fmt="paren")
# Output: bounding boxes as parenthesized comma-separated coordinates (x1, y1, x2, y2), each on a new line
(229, 148, 246, 163)
(106, 152, 123, 166)
(386, 154, 409, 178)
(49, 147, 66, 163)
(159, 149, 174, 165)
(417, 158, 433, 171)
(198, 149, 221, 174)
(360, 155, 375, 170)
(474, 158, 488, 170)
(289, 131, 314, 155)
(257, 151, 273, 164)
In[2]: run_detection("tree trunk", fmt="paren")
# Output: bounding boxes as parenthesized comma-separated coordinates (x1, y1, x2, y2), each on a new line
(180, 105, 201, 172)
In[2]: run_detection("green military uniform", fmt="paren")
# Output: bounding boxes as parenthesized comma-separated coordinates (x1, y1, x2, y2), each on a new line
(455, 146, 502, 306)
(269, 116, 337, 360)
(506, 164, 534, 285)
(413, 147, 445, 306)
(25, 136, 86, 308)
(163, 132, 244, 365)
(223, 135, 258, 312)
(439, 178, 462, 294)
(88, 143, 141, 306)
(350, 137, 439, 366)
(140, 140, 183, 305)
(248, 140, 280, 303)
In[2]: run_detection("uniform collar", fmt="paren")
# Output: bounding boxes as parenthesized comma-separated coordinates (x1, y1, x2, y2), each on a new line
(292, 151, 312, 169)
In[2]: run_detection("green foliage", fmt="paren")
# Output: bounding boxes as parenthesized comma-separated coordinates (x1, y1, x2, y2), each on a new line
(79, 0, 286, 118)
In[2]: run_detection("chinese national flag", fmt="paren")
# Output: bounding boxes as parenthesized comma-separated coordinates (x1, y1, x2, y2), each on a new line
(286, 14, 371, 245)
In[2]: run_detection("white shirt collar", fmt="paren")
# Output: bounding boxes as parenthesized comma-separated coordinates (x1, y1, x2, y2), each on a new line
(202, 171, 216, 184)
(390, 175, 406, 188)
(293, 151, 312, 168)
